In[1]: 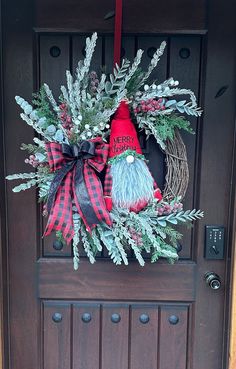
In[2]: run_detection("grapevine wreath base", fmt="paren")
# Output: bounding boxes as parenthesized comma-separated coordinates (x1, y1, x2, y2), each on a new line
(7, 33, 203, 269)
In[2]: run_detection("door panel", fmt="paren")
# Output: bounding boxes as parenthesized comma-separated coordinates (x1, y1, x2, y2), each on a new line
(72, 304, 100, 369)
(42, 302, 190, 369)
(130, 305, 159, 369)
(102, 305, 129, 369)
(38, 260, 196, 301)
(43, 302, 71, 369)
(39, 35, 70, 97)
(168, 36, 202, 259)
(35, 0, 206, 32)
(159, 306, 189, 369)
(2, 1, 236, 369)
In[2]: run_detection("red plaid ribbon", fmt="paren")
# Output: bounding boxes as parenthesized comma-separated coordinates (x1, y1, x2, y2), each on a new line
(44, 137, 112, 244)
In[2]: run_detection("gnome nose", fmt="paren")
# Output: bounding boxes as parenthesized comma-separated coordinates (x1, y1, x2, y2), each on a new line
(114, 101, 131, 120)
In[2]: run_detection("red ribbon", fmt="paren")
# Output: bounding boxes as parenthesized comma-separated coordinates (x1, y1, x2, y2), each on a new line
(113, 0, 123, 67)
(44, 137, 112, 243)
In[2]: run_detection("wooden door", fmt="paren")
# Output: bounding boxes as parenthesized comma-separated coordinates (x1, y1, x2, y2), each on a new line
(1, 1, 236, 369)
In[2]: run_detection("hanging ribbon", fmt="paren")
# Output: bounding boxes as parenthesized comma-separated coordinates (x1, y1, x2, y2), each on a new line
(113, 0, 123, 67)
(44, 137, 112, 243)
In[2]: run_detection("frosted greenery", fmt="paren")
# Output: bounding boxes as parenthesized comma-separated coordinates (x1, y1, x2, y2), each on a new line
(6, 33, 203, 267)
(67, 204, 203, 267)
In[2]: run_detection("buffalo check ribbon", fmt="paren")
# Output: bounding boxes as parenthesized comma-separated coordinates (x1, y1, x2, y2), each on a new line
(44, 137, 112, 244)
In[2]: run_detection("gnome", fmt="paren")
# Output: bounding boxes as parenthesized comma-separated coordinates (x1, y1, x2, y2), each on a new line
(104, 100, 162, 212)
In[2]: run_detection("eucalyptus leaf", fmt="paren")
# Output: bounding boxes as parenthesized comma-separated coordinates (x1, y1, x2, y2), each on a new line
(165, 99, 177, 107)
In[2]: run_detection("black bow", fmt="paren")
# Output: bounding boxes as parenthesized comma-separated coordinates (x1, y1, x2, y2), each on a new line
(46, 141, 100, 227)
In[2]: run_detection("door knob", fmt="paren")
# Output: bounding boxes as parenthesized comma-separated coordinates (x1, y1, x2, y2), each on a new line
(204, 272, 221, 290)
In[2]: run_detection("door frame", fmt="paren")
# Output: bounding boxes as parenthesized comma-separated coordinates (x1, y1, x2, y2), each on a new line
(228, 139, 236, 369)
(0, 0, 236, 368)
(0, 0, 8, 367)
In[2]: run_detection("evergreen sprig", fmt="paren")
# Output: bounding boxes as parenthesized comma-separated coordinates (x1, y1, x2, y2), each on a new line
(32, 86, 58, 127)
(157, 209, 204, 227)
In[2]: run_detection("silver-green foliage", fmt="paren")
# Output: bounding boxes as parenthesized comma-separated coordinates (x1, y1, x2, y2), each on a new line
(8, 33, 204, 268)
(69, 206, 203, 267)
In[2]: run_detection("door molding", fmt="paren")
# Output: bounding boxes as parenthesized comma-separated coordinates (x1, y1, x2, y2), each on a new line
(0, 0, 8, 368)
(228, 128, 236, 369)
(0, 0, 236, 368)
(229, 232, 236, 369)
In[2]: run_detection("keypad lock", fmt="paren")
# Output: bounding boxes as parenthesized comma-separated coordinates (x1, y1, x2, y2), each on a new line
(205, 226, 225, 259)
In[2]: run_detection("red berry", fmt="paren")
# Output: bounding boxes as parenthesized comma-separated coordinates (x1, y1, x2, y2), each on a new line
(59, 103, 66, 110)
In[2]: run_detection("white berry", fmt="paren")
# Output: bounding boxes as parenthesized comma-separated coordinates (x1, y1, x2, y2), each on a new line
(126, 155, 135, 164)
(174, 80, 179, 86)
(152, 84, 157, 89)
(105, 124, 110, 129)
(144, 84, 149, 91)
(85, 124, 90, 129)
(93, 127, 98, 132)
(157, 85, 162, 90)
(87, 131, 92, 137)
(77, 114, 82, 120)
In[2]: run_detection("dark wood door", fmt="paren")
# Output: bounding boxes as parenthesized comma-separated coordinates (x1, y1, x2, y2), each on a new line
(1, 1, 236, 369)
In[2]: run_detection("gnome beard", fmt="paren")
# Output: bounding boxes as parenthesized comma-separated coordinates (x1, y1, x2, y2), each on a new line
(104, 101, 162, 213)
(110, 156, 155, 211)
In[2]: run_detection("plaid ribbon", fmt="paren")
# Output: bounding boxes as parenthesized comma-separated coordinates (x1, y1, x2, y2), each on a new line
(44, 137, 112, 243)
(104, 164, 112, 197)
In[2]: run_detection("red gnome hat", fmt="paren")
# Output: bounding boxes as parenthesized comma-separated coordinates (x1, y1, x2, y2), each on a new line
(108, 100, 143, 159)
(104, 101, 162, 212)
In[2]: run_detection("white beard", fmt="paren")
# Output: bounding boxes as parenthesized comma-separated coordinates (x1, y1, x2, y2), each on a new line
(110, 157, 154, 210)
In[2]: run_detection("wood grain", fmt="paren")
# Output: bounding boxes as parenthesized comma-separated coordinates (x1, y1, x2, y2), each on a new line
(43, 301, 71, 369)
(101, 305, 129, 369)
(35, 0, 206, 32)
(38, 259, 196, 301)
(2, 1, 38, 369)
(72, 303, 100, 369)
(229, 232, 236, 369)
(159, 305, 189, 369)
(39, 35, 70, 102)
(169, 36, 201, 259)
(1, 1, 236, 368)
(130, 305, 159, 369)
(229, 277, 236, 368)
(192, 0, 236, 367)
(0, 0, 5, 366)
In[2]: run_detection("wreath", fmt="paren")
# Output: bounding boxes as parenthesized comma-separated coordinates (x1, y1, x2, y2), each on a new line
(7, 33, 203, 268)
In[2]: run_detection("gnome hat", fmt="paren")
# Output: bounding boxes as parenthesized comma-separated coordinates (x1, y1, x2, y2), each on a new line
(108, 101, 142, 159)
(104, 101, 162, 213)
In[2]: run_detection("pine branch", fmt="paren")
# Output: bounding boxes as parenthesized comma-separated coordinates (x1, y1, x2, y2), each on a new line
(20, 113, 52, 140)
(140, 41, 167, 84)
(72, 213, 81, 270)
(97, 225, 123, 265)
(6, 172, 37, 180)
(157, 209, 204, 227)
(43, 83, 60, 114)
(12, 179, 37, 192)
(106, 59, 130, 95)
(80, 224, 96, 264)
